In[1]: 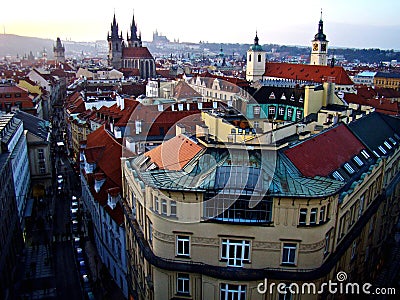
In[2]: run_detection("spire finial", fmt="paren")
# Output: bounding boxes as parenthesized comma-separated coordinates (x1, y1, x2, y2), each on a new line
(320, 8, 323, 20)
(254, 30, 259, 45)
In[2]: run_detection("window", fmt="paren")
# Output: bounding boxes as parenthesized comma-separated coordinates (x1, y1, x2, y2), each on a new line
(353, 156, 364, 167)
(37, 149, 46, 162)
(176, 235, 190, 257)
(361, 149, 370, 159)
(154, 196, 159, 212)
(161, 199, 167, 215)
(170, 201, 177, 217)
(282, 243, 297, 265)
(332, 171, 344, 181)
(177, 273, 190, 295)
(351, 241, 357, 260)
(268, 106, 276, 116)
(220, 284, 246, 300)
(253, 121, 259, 129)
(249, 54, 252, 62)
(299, 208, 307, 225)
(258, 54, 261, 62)
(148, 220, 153, 245)
(310, 208, 318, 225)
(287, 108, 293, 119)
(358, 196, 364, 219)
(278, 106, 285, 116)
(378, 145, 387, 155)
(278, 285, 293, 300)
(389, 137, 397, 145)
(344, 163, 355, 174)
(296, 110, 303, 120)
(253, 105, 261, 116)
(324, 231, 331, 254)
(221, 239, 250, 267)
(384, 141, 392, 150)
(39, 162, 46, 174)
(349, 203, 357, 225)
(319, 206, 325, 223)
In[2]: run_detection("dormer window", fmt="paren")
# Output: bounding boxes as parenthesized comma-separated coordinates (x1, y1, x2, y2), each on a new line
(361, 149, 370, 159)
(384, 141, 392, 150)
(378, 146, 387, 155)
(389, 137, 397, 145)
(332, 171, 344, 181)
(344, 163, 355, 175)
(353, 156, 364, 167)
(108, 191, 121, 210)
(94, 174, 106, 193)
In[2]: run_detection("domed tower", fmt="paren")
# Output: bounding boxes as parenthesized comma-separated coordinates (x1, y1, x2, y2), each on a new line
(246, 32, 266, 82)
(107, 13, 124, 69)
(127, 12, 142, 48)
(310, 10, 329, 66)
(53, 37, 65, 64)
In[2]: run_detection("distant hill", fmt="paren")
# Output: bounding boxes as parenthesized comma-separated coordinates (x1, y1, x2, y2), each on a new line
(0, 34, 55, 58)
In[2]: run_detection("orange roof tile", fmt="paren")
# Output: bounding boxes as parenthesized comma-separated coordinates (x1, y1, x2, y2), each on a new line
(145, 134, 204, 170)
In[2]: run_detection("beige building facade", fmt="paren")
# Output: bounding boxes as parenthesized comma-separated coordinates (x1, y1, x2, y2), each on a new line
(121, 111, 400, 300)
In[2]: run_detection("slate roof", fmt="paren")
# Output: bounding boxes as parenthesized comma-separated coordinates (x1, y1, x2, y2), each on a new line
(252, 86, 305, 107)
(14, 110, 50, 141)
(348, 112, 400, 157)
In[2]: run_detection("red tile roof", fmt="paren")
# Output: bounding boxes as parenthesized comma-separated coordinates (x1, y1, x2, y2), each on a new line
(145, 134, 204, 170)
(122, 47, 154, 59)
(85, 126, 122, 186)
(264, 62, 354, 85)
(173, 81, 202, 100)
(344, 93, 399, 115)
(284, 124, 365, 177)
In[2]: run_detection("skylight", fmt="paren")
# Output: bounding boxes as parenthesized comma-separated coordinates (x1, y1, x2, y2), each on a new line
(361, 149, 370, 159)
(378, 145, 387, 155)
(353, 156, 364, 167)
(332, 171, 345, 181)
(384, 141, 392, 150)
(373, 150, 380, 158)
(344, 163, 355, 174)
(389, 137, 397, 145)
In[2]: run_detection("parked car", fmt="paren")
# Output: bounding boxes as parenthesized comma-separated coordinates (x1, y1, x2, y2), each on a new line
(71, 208, 78, 220)
(82, 274, 91, 292)
(72, 220, 79, 233)
(76, 247, 84, 261)
(79, 260, 88, 276)
(73, 237, 81, 249)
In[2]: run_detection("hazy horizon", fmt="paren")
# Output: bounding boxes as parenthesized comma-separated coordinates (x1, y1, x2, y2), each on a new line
(3, 0, 400, 50)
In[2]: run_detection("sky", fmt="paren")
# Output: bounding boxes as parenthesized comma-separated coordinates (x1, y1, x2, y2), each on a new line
(2, 0, 400, 49)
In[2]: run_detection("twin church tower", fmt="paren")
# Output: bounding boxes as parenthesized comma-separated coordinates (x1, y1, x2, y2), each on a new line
(246, 11, 329, 82)
(107, 12, 156, 79)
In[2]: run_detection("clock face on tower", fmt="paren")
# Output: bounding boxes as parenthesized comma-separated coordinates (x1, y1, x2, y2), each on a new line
(321, 44, 327, 52)
(313, 43, 318, 51)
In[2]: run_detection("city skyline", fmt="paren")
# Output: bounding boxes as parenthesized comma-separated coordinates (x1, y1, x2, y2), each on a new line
(3, 0, 400, 50)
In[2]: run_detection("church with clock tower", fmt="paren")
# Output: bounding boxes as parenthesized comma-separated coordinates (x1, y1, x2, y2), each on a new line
(310, 11, 328, 66)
